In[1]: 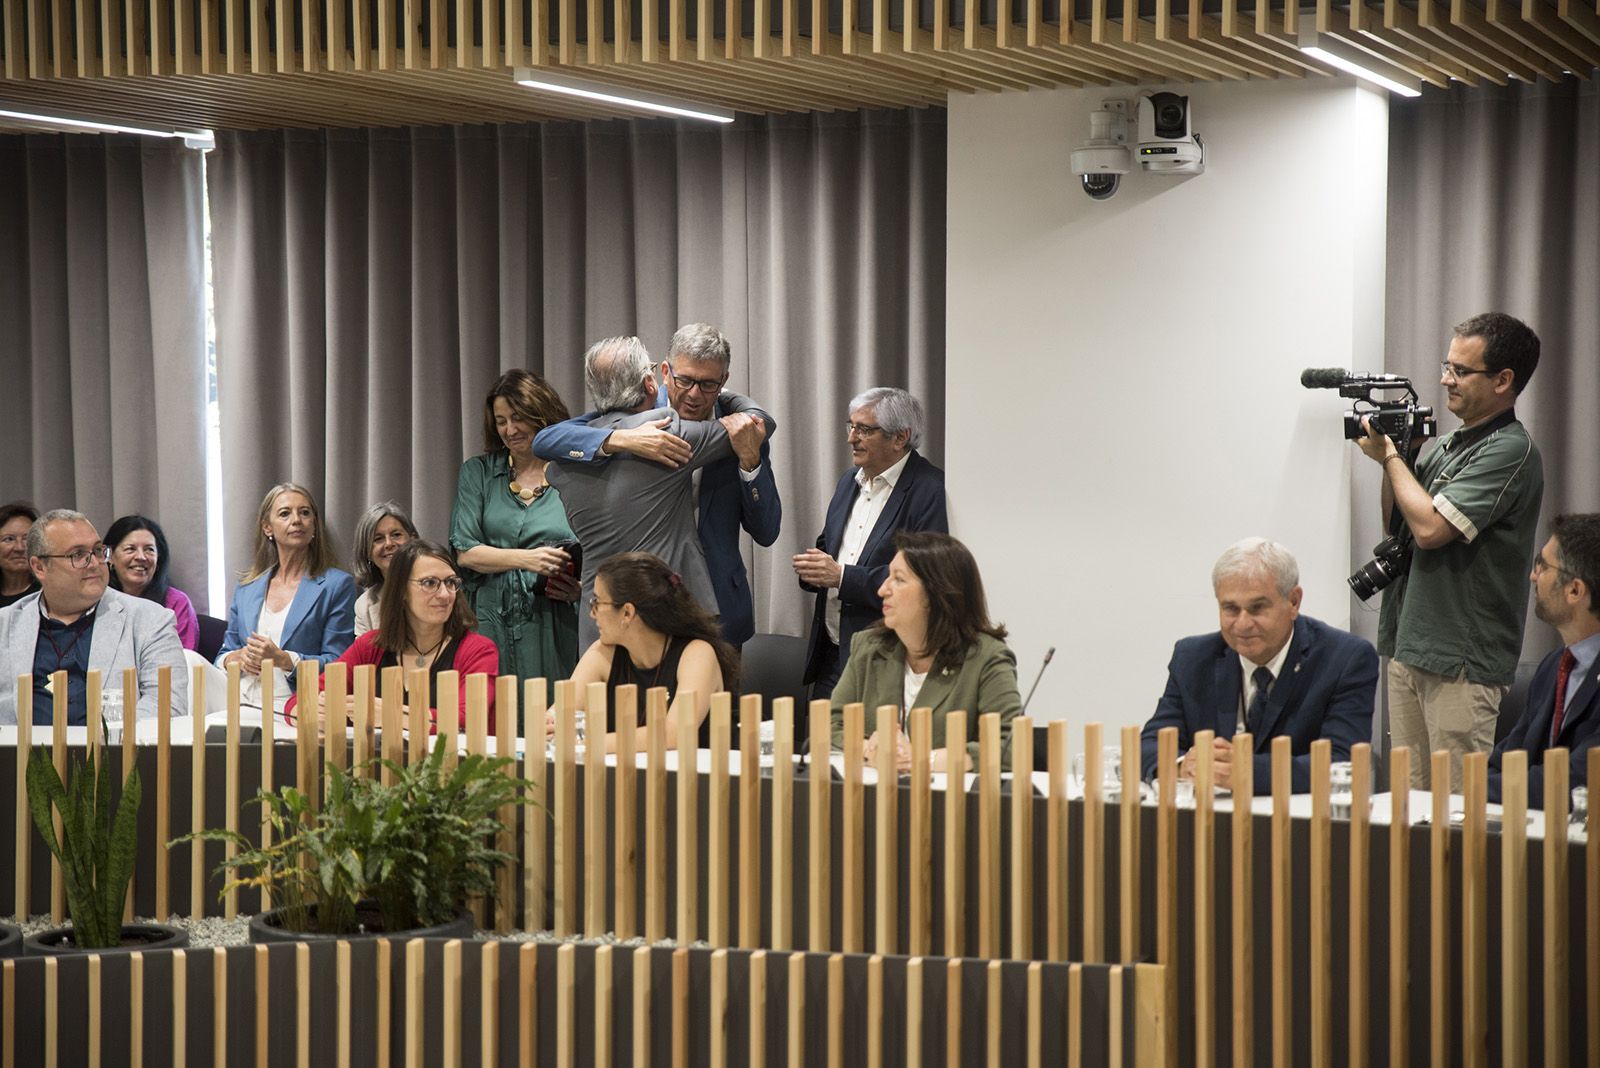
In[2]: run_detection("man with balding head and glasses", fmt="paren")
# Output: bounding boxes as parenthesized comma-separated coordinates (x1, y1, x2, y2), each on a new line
(535, 323, 781, 649)
(1138, 538, 1378, 794)
(794, 387, 948, 699)
(0, 509, 188, 726)
(543, 335, 772, 649)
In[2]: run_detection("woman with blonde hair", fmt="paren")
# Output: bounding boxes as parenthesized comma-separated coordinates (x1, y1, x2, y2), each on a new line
(216, 482, 356, 718)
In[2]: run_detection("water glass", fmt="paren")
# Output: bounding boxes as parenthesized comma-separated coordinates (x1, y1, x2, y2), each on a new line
(759, 720, 776, 760)
(1328, 761, 1354, 820)
(1572, 785, 1589, 831)
(1072, 745, 1124, 803)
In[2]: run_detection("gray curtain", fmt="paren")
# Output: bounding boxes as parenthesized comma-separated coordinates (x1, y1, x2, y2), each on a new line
(208, 110, 946, 636)
(0, 134, 210, 609)
(1381, 76, 1600, 668)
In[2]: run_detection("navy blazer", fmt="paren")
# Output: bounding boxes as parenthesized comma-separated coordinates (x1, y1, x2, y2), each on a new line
(534, 391, 782, 646)
(216, 567, 357, 690)
(1489, 643, 1600, 808)
(1138, 615, 1378, 794)
(801, 449, 948, 686)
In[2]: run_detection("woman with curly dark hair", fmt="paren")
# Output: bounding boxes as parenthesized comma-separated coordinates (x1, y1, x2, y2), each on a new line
(451, 369, 581, 695)
(547, 551, 737, 752)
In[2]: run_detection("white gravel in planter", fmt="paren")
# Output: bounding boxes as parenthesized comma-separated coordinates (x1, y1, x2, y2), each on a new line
(7, 914, 711, 950)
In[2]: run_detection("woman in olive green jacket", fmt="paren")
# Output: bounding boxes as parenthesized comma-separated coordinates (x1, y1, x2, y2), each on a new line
(829, 531, 1021, 772)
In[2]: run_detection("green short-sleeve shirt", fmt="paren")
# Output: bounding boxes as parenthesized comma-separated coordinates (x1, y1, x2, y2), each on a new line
(1377, 412, 1543, 686)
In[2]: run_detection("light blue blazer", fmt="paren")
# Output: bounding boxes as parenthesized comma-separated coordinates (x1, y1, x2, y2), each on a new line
(215, 567, 357, 690)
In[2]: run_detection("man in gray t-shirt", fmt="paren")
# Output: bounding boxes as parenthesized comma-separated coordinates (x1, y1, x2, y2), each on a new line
(544, 336, 768, 649)
(1357, 312, 1544, 792)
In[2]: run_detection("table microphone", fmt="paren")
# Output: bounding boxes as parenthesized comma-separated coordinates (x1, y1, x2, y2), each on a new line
(1021, 646, 1055, 714)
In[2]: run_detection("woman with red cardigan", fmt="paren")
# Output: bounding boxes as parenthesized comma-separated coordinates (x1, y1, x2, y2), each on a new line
(287, 540, 498, 731)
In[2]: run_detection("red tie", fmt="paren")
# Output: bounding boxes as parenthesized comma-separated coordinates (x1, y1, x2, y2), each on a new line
(1549, 649, 1579, 745)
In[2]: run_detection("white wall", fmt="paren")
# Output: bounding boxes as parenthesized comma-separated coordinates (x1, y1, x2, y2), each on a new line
(946, 77, 1390, 733)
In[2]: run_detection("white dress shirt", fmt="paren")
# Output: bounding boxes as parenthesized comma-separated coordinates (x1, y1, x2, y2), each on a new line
(826, 451, 911, 643)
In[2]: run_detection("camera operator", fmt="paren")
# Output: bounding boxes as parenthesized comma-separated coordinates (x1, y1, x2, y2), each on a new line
(1357, 312, 1544, 792)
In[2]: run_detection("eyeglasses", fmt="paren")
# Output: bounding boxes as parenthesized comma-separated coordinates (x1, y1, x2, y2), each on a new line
(1533, 553, 1575, 580)
(410, 576, 463, 594)
(666, 368, 726, 395)
(846, 422, 887, 438)
(38, 545, 109, 569)
(587, 597, 621, 616)
(1440, 361, 1496, 381)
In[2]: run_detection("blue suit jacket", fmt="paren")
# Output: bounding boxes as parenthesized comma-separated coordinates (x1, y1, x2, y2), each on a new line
(216, 567, 357, 689)
(801, 449, 948, 687)
(1138, 615, 1378, 794)
(1489, 644, 1600, 808)
(534, 390, 781, 645)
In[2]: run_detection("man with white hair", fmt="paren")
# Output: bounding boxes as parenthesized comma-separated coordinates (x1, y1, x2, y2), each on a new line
(544, 335, 769, 649)
(0, 509, 188, 725)
(534, 323, 780, 648)
(794, 387, 948, 699)
(1137, 537, 1377, 793)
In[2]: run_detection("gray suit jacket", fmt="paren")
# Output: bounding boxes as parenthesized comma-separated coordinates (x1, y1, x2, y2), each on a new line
(545, 406, 732, 648)
(0, 588, 190, 725)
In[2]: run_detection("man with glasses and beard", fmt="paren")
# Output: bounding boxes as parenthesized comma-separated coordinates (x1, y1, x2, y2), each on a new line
(535, 323, 780, 651)
(0, 509, 188, 726)
(1490, 514, 1600, 807)
(794, 387, 948, 700)
(1355, 312, 1544, 791)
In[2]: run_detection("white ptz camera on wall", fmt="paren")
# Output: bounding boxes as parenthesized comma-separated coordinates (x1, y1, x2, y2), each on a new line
(1069, 99, 1131, 201)
(1136, 91, 1205, 175)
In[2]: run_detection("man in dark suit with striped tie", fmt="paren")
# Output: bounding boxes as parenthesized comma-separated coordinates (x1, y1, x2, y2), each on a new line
(1490, 514, 1600, 807)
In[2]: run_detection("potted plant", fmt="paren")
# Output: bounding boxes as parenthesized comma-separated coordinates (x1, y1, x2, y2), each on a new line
(23, 745, 187, 956)
(184, 742, 533, 942)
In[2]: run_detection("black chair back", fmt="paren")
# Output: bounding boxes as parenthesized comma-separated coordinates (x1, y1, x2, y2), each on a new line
(196, 613, 228, 663)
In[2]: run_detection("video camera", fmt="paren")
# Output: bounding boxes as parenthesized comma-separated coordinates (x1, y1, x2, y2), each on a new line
(1299, 368, 1438, 446)
(1302, 368, 1440, 602)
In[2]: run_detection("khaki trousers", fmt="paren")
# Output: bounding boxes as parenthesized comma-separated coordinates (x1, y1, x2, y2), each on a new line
(1387, 659, 1506, 792)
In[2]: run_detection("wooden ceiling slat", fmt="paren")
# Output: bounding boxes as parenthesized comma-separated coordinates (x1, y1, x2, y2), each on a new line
(428, 0, 444, 65)
(1389, 3, 1511, 81)
(1556, 0, 1600, 45)
(1521, 0, 1599, 64)
(3, 0, 1594, 136)
(226, 0, 244, 72)
(1454, 0, 1568, 78)
(2, 0, 22, 79)
(1322, 26, 1451, 84)
(101, 0, 122, 75)
(458, 0, 477, 64)
(1427, 0, 1536, 77)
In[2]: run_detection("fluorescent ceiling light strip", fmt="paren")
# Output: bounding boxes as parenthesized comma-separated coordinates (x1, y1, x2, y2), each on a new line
(0, 106, 216, 143)
(513, 68, 734, 124)
(1300, 45, 1422, 97)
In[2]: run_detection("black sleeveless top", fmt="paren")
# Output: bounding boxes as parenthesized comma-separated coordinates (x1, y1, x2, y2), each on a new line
(605, 636, 710, 747)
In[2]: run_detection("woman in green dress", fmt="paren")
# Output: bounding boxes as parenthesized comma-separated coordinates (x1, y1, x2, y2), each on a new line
(451, 370, 582, 692)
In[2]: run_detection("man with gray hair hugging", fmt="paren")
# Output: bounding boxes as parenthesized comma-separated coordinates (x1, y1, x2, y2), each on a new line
(543, 335, 771, 651)
(1138, 537, 1377, 794)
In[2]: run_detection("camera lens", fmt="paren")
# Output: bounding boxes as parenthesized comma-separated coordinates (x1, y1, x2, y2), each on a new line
(1157, 103, 1184, 129)
(1080, 172, 1120, 201)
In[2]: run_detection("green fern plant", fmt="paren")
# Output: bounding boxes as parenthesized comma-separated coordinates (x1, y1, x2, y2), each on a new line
(182, 743, 533, 935)
(26, 745, 141, 948)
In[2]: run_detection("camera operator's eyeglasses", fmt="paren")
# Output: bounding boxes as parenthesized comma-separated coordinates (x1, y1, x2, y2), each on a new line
(1533, 554, 1575, 580)
(1440, 361, 1495, 381)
